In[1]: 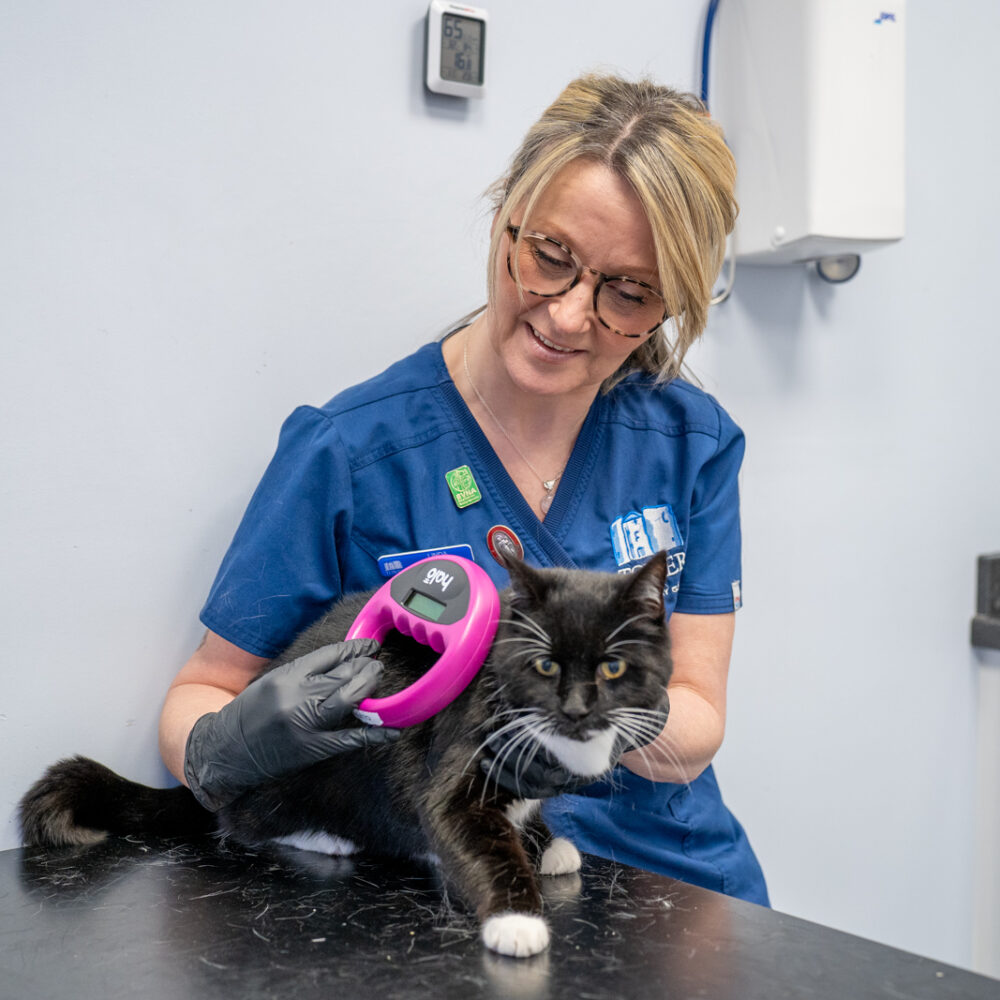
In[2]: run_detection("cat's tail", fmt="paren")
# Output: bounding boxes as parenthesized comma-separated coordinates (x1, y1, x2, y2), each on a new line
(19, 755, 215, 847)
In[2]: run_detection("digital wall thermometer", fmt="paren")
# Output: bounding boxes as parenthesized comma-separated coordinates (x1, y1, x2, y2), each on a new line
(346, 554, 500, 727)
(425, 0, 488, 99)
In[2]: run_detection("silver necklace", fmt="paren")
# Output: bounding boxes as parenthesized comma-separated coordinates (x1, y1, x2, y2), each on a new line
(463, 338, 564, 515)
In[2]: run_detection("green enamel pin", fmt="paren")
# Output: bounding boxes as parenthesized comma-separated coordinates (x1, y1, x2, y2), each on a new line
(445, 465, 482, 509)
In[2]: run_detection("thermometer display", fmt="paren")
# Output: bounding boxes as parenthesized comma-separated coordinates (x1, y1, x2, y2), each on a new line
(346, 554, 500, 727)
(439, 14, 484, 85)
(426, 1, 489, 99)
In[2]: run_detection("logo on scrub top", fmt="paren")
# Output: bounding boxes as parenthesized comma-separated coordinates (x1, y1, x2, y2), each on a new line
(610, 504, 686, 591)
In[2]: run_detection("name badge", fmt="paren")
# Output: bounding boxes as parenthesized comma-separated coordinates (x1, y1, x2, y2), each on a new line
(377, 544, 475, 578)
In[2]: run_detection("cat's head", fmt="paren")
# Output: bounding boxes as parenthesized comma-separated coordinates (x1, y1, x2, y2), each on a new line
(488, 553, 671, 779)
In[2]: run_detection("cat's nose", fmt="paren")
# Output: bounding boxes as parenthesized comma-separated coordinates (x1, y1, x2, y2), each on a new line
(560, 687, 594, 720)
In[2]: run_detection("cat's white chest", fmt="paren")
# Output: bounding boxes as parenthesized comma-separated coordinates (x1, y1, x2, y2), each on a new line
(537, 728, 617, 777)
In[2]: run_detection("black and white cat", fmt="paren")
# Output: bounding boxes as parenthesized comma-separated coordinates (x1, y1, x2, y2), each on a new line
(20, 554, 671, 958)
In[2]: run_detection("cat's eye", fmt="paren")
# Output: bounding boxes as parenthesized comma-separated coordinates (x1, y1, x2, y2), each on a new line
(532, 657, 560, 677)
(598, 659, 628, 680)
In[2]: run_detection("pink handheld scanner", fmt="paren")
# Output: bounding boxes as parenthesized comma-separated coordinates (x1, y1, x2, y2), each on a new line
(346, 554, 501, 728)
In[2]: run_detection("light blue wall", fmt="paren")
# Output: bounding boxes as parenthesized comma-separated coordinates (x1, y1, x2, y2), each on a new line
(2, 0, 996, 975)
(704, 0, 1000, 968)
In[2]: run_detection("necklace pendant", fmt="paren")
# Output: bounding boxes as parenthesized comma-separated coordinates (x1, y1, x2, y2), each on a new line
(540, 492, 554, 515)
(541, 478, 557, 492)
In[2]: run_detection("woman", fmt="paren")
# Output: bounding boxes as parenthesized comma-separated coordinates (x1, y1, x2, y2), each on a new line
(160, 74, 768, 906)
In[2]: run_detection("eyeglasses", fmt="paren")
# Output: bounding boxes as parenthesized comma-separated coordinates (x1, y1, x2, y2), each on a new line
(505, 225, 668, 339)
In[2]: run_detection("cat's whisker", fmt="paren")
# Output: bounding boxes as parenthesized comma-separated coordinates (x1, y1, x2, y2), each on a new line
(467, 712, 541, 760)
(507, 618, 552, 644)
(609, 708, 670, 736)
(613, 722, 691, 788)
(473, 706, 529, 733)
(486, 702, 531, 718)
(620, 727, 673, 757)
(494, 636, 552, 656)
(649, 745, 691, 788)
(604, 706, 694, 786)
(604, 638, 657, 655)
(614, 720, 665, 746)
(608, 713, 661, 743)
(653, 732, 693, 788)
(607, 706, 668, 732)
(508, 718, 557, 784)
(597, 754, 627, 795)
(478, 716, 553, 805)
(603, 613, 650, 645)
(492, 640, 551, 660)
(484, 679, 512, 703)
(477, 723, 544, 806)
(491, 720, 545, 774)
(624, 742, 658, 784)
(467, 711, 542, 770)
(507, 739, 546, 798)
(467, 719, 534, 796)
(464, 738, 520, 792)
(620, 715, 669, 735)
(503, 610, 552, 645)
(617, 705, 670, 719)
(479, 692, 544, 724)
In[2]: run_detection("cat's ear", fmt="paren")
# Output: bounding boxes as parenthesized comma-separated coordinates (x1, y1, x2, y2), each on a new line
(500, 551, 551, 606)
(622, 551, 667, 617)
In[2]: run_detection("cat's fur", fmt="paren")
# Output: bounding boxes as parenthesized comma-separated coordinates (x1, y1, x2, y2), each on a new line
(20, 554, 671, 958)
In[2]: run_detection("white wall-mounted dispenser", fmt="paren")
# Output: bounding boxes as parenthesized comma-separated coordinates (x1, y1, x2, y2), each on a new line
(707, 0, 905, 270)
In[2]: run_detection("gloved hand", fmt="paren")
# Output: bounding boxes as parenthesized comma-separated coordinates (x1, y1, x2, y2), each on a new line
(479, 739, 594, 799)
(184, 638, 401, 811)
(479, 702, 670, 799)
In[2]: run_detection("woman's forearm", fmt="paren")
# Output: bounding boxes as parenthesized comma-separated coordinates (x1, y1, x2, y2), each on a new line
(159, 631, 272, 784)
(158, 683, 238, 784)
(619, 682, 725, 784)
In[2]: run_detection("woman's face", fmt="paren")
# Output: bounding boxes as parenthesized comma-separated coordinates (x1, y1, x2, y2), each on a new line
(486, 158, 660, 401)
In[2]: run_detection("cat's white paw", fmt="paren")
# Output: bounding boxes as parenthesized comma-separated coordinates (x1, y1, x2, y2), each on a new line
(481, 913, 550, 957)
(538, 836, 581, 876)
(271, 831, 357, 856)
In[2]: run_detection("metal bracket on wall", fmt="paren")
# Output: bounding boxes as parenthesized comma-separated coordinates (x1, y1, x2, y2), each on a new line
(971, 553, 1000, 650)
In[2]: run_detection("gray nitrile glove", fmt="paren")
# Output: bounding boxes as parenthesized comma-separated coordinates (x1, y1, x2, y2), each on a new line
(184, 638, 401, 811)
(480, 739, 593, 799)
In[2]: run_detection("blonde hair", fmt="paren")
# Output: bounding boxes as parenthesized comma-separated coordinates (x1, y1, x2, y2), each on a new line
(485, 73, 737, 389)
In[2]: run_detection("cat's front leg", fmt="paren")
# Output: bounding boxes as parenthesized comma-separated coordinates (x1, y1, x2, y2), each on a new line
(518, 810, 582, 877)
(422, 783, 549, 957)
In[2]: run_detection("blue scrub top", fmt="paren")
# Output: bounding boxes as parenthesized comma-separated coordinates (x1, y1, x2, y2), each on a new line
(200, 341, 769, 906)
